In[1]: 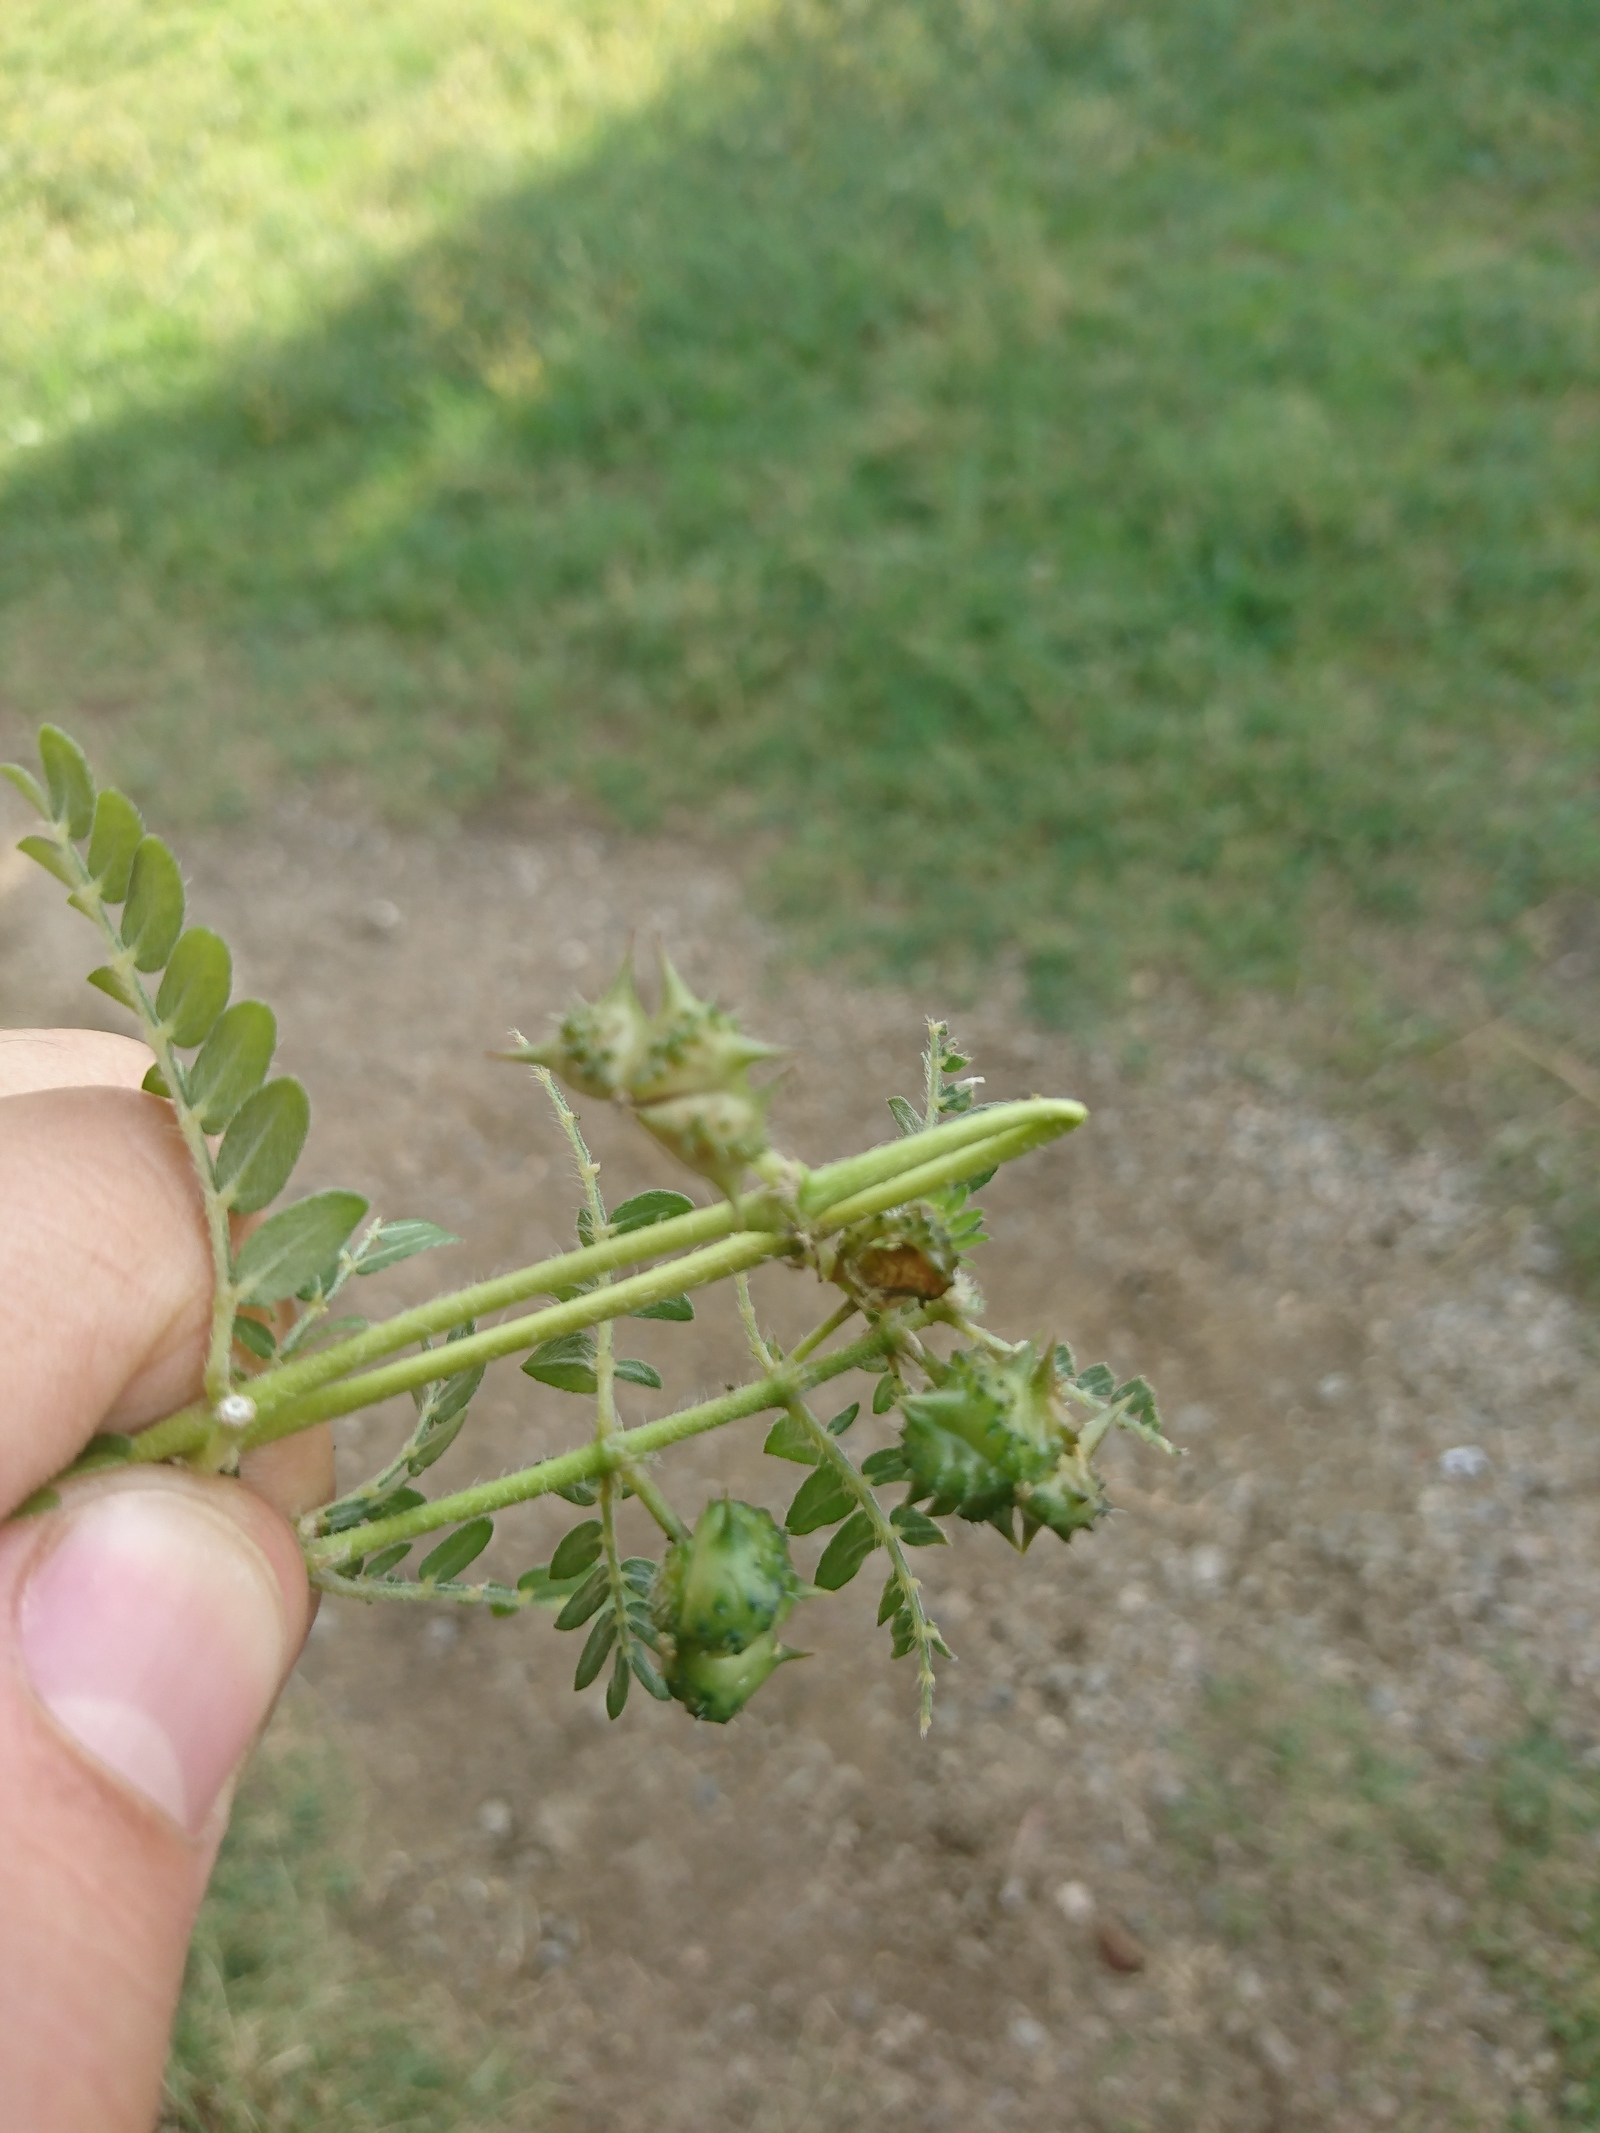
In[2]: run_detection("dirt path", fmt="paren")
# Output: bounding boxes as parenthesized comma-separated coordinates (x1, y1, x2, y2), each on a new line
(3, 796, 1596, 2132)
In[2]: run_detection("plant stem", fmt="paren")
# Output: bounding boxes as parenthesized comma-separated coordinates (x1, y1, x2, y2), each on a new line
(304, 1313, 931, 1572)
(789, 1298, 856, 1363)
(129, 1100, 1078, 1465)
(312, 1567, 546, 1611)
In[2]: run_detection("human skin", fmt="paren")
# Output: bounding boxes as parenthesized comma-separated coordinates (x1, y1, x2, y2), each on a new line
(0, 1029, 332, 2132)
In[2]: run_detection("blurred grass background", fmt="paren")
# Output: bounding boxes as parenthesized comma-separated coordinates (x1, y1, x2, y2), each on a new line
(2, 3, 1597, 2117)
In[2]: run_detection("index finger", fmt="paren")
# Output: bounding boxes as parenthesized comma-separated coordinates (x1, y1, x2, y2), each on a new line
(0, 1029, 155, 1100)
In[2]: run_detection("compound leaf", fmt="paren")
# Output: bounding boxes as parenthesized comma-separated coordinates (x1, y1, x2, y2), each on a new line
(215, 1077, 309, 1213)
(550, 1521, 604, 1581)
(86, 964, 139, 1013)
(814, 1509, 878, 1590)
(155, 927, 232, 1048)
(122, 836, 185, 971)
(786, 1464, 856, 1535)
(610, 1189, 695, 1232)
(574, 1612, 617, 1690)
(234, 1189, 370, 1306)
(355, 1219, 460, 1275)
(86, 789, 143, 901)
(38, 725, 95, 838)
(1, 762, 47, 816)
(418, 1518, 494, 1583)
(18, 834, 75, 887)
(187, 1000, 276, 1132)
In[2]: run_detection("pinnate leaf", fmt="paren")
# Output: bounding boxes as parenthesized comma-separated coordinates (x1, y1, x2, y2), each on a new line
(86, 789, 143, 900)
(39, 726, 95, 838)
(631, 1293, 693, 1321)
(215, 1077, 309, 1213)
(549, 1521, 604, 1581)
(786, 1464, 856, 1535)
(355, 1219, 460, 1275)
(156, 927, 232, 1047)
(522, 1330, 597, 1393)
(233, 1189, 370, 1306)
(890, 1503, 947, 1547)
(122, 836, 185, 971)
(574, 1612, 617, 1690)
(555, 1564, 610, 1631)
(418, 1518, 494, 1583)
(18, 834, 76, 887)
(87, 964, 139, 1013)
(187, 1000, 276, 1131)
(763, 1412, 819, 1465)
(610, 1189, 696, 1232)
(615, 1356, 663, 1390)
(814, 1509, 878, 1590)
(606, 1646, 631, 1718)
(1, 762, 47, 816)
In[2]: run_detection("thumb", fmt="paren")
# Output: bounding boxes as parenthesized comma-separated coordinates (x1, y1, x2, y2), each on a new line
(0, 1469, 307, 2133)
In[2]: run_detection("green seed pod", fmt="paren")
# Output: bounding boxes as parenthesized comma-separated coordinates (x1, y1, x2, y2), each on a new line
(635, 1079, 773, 1199)
(665, 1630, 801, 1724)
(628, 951, 784, 1106)
(1018, 1459, 1106, 1545)
(653, 1499, 801, 1656)
(834, 1203, 960, 1302)
(497, 957, 650, 1100)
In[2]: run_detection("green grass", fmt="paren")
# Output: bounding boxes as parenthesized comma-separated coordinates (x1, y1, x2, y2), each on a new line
(2, 0, 1596, 1018)
(163, 1714, 536, 2132)
(1165, 1677, 1600, 2126)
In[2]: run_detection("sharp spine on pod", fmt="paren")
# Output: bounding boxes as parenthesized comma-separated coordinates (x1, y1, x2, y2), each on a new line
(496, 945, 785, 1198)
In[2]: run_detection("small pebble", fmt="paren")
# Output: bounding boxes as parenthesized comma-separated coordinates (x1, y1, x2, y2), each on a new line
(477, 1798, 514, 1841)
(1096, 1916, 1147, 1973)
(1440, 1445, 1490, 1478)
(1055, 1880, 1095, 1924)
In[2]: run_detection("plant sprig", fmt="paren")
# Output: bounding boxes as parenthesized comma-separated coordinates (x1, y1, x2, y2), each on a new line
(4, 725, 1172, 1731)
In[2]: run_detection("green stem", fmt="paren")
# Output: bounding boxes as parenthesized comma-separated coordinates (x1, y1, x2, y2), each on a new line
(132, 1101, 1076, 1464)
(312, 1567, 544, 1611)
(304, 1314, 929, 1572)
(622, 1464, 690, 1543)
(789, 1298, 857, 1364)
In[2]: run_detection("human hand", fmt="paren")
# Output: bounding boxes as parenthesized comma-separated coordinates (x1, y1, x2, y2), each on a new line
(0, 1030, 330, 2132)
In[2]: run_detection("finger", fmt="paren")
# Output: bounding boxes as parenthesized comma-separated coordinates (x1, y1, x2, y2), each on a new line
(0, 1027, 155, 1100)
(240, 1428, 337, 1523)
(0, 1468, 308, 2133)
(0, 1085, 214, 1510)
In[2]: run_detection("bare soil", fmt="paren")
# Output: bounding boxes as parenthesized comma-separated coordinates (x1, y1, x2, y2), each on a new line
(3, 796, 1597, 2133)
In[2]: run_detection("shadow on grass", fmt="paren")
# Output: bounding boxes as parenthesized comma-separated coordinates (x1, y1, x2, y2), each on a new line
(2, 0, 1597, 1015)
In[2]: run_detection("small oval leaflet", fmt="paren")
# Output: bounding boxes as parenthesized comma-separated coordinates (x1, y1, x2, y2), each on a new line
(814, 1509, 879, 1590)
(354, 1218, 460, 1275)
(155, 927, 232, 1048)
(418, 1517, 494, 1584)
(122, 836, 185, 972)
(786, 1464, 857, 1535)
(187, 1000, 277, 1132)
(606, 1646, 632, 1718)
(86, 789, 143, 901)
(38, 725, 95, 839)
(215, 1077, 310, 1214)
(18, 835, 76, 887)
(549, 1521, 604, 1581)
(87, 965, 140, 1014)
(574, 1611, 618, 1690)
(233, 1189, 371, 1307)
(610, 1189, 697, 1233)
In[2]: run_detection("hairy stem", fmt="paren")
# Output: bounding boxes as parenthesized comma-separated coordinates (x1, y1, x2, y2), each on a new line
(304, 1313, 932, 1572)
(127, 1102, 1077, 1466)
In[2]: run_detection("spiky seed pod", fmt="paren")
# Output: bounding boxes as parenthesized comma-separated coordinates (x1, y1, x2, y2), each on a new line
(629, 952, 784, 1107)
(834, 1204, 960, 1302)
(634, 1080, 773, 1200)
(665, 1631, 802, 1724)
(898, 1344, 1106, 1543)
(498, 958, 650, 1100)
(653, 1499, 801, 1657)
